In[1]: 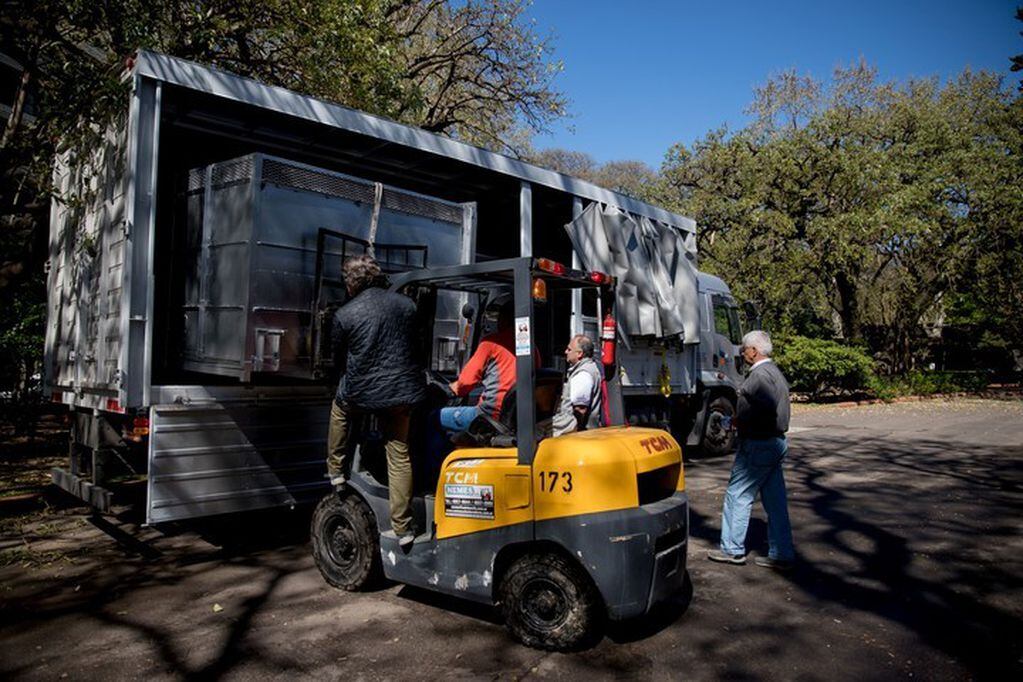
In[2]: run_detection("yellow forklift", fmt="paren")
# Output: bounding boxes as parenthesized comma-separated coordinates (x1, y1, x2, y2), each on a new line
(310, 257, 689, 650)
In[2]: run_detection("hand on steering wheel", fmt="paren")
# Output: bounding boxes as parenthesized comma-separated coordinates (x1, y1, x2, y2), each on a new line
(426, 369, 455, 397)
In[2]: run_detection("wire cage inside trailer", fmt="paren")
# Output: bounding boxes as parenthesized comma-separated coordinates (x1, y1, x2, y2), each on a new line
(180, 153, 469, 381)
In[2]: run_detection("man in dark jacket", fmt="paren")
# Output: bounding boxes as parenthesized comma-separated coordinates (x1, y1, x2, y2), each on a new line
(707, 330, 795, 570)
(327, 254, 425, 547)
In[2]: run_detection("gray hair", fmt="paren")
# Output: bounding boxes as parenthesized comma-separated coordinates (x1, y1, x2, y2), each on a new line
(742, 330, 773, 356)
(573, 334, 595, 358)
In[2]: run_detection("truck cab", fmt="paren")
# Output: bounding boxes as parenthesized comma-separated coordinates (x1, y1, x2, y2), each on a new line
(691, 272, 746, 455)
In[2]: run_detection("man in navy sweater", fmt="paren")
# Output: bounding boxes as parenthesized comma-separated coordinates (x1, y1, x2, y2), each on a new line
(707, 330, 795, 570)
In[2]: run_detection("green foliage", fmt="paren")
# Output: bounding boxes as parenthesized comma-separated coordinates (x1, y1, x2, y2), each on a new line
(660, 63, 1023, 373)
(0, 278, 46, 435)
(773, 334, 993, 400)
(0, 276, 45, 378)
(773, 335, 876, 398)
(868, 370, 991, 400)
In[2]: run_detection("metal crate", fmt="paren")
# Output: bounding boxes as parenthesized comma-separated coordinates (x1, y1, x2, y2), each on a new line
(181, 153, 470, 381)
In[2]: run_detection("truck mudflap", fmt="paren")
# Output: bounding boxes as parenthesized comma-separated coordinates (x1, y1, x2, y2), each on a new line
(535, 492, 688, 620)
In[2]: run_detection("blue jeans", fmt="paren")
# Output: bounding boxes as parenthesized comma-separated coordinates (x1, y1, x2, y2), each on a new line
(719, 436, 795, 560)
(439, 405, 480, 432)
(425, 406, 482, 482)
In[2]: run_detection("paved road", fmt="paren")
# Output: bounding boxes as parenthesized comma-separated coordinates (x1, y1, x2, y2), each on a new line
(1, 399, 1021, 680)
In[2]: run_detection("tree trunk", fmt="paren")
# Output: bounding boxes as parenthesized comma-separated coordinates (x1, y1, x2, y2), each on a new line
(833, 271, 861, 341)
(0, 61, 33, 158)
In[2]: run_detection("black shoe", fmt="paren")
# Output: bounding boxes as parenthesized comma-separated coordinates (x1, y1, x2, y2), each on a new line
(754, 556, 794, 571)
(707, 550, 746, 565)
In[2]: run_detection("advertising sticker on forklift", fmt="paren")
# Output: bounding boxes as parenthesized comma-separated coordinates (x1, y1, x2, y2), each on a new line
(514, 317, 531, 356)
(444, 484, 495, 519)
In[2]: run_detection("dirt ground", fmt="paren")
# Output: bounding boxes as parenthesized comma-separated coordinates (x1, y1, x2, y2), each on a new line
(1, 398, 1021, 680)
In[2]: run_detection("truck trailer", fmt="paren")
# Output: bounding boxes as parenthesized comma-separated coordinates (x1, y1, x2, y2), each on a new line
(44, 51, 746, 524)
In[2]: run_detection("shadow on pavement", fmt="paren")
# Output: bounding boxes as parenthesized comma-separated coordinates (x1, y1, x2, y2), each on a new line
(4, 419, 1022, 678)
(605, 570, 693, 644)
(396, 584, 502, 625)
(692, 432, 1023, 677)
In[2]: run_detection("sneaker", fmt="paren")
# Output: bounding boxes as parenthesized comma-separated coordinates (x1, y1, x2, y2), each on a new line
(398, 533, 415, 549)
(707, 550, 746, 565)
(327, 474, 347, 490)
(754, 556, 794, 571)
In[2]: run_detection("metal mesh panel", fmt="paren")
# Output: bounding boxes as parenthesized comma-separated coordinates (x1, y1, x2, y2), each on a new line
(261, 157, 461, 224)
(381, 187, 461, 224)
(186, 168, 204, 193)
(210, 157, 254, 189)
(262, 159, 375, 203)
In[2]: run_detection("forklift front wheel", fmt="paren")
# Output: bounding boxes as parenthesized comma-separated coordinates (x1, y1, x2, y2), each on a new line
(499, 553, 602, 651)
(311, 492, 382, 591)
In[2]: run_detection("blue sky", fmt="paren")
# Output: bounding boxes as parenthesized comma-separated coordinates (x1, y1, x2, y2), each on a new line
(525, 1, 1021, 168)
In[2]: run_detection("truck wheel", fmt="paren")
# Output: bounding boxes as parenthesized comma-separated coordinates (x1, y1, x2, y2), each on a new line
(499, 553, 602, 651)
(702, 396, 736, 456)
(311, 492, 382, 591)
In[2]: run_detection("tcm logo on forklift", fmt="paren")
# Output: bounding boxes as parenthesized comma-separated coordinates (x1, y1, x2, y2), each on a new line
(639, 435, 673, 454)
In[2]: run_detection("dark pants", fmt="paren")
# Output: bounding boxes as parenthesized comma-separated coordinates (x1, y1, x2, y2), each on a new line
(327, 401, 414, 536)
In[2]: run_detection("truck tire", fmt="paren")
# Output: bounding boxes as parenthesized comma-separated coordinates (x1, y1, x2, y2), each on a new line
(702, 396, 736, 456)
(311, 492, 382, 591)
(499, 553, 602, 651)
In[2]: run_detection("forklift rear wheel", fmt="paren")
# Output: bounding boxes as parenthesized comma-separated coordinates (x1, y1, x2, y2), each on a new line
(499, 553, 602, 651)
(702, 396, 736, 456)
(311, 492, 382, 591)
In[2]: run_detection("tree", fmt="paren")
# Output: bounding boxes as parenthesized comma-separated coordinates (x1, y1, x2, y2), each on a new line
(526, 147, 659, 200)
(1012, 6, 1023, 92)
(390, 0, 566, 154)
(661, 63, 1022, 372)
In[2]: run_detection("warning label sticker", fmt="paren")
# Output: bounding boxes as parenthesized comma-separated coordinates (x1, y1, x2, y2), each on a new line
(515, 317, 531, 356)
(444, 484, 495, 519)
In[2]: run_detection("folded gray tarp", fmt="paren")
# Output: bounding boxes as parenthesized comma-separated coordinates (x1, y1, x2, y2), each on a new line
(565, 203, 699, 342)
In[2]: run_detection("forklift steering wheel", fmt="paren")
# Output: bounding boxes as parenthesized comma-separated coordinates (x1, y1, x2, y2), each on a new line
(425, 369, 454, 395)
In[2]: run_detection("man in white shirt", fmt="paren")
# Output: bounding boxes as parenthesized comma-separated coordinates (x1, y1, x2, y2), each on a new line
(552, 335, 603, 436)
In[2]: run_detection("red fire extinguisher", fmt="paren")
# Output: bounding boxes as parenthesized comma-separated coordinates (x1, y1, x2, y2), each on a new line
(599, 311, 616, 426)
(601, 311, 616, 366)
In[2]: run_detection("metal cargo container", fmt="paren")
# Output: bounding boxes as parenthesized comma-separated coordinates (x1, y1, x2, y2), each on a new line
(179, 153, 471, 381)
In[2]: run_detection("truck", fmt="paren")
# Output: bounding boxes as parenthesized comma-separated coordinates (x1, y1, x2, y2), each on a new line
(44, 50, 747, 525)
